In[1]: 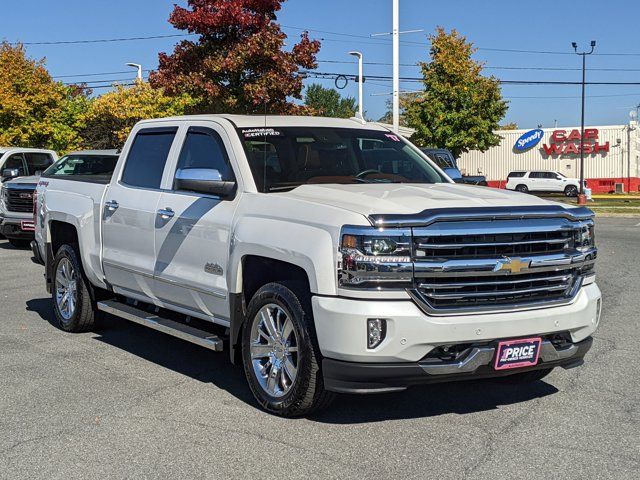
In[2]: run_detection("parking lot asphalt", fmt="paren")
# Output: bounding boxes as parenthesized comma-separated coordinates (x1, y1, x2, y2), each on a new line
(0, 216, 639, 480)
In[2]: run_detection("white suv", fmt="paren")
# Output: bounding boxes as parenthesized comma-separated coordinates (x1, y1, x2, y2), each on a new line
(506, 171, 584, 197)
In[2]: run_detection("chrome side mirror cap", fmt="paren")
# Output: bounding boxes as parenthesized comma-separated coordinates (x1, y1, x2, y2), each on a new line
(174, 168, 236, 198)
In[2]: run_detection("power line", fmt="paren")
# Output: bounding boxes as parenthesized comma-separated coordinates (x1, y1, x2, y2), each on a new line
(318, 59, 640, 73)
(9, 33, 194, 46)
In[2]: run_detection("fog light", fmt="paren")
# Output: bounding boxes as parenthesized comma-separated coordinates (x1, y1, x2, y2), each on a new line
(367, 318, 387, 349)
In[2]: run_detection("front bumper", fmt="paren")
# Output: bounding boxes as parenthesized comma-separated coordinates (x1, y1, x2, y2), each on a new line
(313, 283, 601, 363)
(323, 336, 592, 393)
(0, 214, 35, 240)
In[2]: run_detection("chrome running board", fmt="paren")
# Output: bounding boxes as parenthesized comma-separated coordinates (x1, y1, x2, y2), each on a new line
(97, 300, 223, 352)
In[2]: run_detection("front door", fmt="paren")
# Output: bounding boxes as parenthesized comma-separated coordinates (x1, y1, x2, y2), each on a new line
(101, 126, 179, 300)
(153, 124, 239, 322)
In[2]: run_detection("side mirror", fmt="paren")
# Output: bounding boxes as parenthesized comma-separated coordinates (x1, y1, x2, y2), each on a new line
(174, 168, 236, 198)
(2, 168, 20, 180)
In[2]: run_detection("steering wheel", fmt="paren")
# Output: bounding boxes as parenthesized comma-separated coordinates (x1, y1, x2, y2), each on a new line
(355, 169, 380, 179)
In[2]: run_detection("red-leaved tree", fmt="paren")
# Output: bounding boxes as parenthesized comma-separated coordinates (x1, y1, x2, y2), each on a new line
(150, 0, 320, 114)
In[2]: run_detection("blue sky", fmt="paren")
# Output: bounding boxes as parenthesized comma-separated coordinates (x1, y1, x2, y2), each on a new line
(4, 0, 640, 128)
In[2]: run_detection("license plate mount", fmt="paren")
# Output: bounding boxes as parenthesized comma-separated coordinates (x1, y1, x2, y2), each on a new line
(494, 337, 542, 371)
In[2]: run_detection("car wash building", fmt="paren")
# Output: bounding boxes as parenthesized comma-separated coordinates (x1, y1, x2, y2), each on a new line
(457, 121, 639, 193)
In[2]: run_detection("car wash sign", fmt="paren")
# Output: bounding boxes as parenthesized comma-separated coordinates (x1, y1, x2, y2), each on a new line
(542, 128, 610, 157)
(514, 129, 544, 151)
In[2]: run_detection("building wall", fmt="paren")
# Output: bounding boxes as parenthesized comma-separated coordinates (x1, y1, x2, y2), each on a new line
(457, 123, 640, 193)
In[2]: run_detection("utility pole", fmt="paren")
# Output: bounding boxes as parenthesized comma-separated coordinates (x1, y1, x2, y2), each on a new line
(372, 1, 422, 134)
(392, 0, 399, 133)
(349, 51, 364, 121)
(572, 41, 596, 205)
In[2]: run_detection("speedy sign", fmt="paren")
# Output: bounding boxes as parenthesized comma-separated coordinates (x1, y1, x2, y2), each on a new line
(514, 129, 544, 152)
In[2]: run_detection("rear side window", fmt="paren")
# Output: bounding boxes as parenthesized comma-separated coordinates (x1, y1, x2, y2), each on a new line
(121, 128, 178, 189)
(507, 171, 525, 178)
(174, 127, 234, 182)
(529, 172, 545, 179)
(25, 153, 54, 175)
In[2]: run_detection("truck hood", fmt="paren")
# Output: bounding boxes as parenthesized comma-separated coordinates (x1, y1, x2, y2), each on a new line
(278, 183, 563, 217)
(5, 175, 39, 186)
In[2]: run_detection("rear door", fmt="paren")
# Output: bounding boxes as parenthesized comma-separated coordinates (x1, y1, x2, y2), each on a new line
(101, 126, 180, 299)
(528, 171, 547, 191)
(152, 123, 239, 321)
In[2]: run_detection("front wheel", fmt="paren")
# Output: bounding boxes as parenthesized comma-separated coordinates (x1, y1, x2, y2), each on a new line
(242, 282, 333, 417)
(564, 185, 579, 197)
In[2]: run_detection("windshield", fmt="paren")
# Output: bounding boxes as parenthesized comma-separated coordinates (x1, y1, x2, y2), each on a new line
(238, 127, 447, 192)
(43, 154, 118, 179)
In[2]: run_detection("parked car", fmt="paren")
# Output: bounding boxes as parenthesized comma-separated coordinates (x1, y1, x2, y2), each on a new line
(506, 171, 588, 197)
(1, 150, 118, 249)
(421, 148, 488, 186)
(34, 116, 600, 417)
(0, 148, 57, 244)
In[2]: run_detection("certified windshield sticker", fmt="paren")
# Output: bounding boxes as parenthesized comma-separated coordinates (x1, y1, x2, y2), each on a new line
(242, 128, 282, 138)
(384, 133, 401, 142)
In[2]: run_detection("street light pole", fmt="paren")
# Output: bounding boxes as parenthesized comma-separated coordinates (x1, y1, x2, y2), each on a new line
(126, 63, 143, 81)
(349, 51, 364, 121)
(572, 41, 596, 205)
(392, 0, 399, 133)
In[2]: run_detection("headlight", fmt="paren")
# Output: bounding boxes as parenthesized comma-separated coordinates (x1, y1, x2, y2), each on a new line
(339, 226, 413, 289)
(574, 222, 595, 252)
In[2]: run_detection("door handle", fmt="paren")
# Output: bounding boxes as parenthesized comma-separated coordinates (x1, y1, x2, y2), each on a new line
(105, 200, 119, 211)
(157, 208, 175, 219)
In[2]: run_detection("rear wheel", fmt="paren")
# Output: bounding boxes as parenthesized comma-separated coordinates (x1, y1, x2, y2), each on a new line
(242, 282, 333, 417)
(515, 184, 529, 193)
(52, 244, 100, 332)
(564, 185, 578, 197)
(493, 367, 553, 384)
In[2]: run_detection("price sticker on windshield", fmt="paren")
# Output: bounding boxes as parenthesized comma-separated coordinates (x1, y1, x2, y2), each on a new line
(385, 133, 401, 142)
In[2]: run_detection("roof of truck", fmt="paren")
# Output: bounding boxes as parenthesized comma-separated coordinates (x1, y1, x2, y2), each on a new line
(138, 115, 391, 131)
(0, 147, 57, 155)
(64, 149, 119, 156)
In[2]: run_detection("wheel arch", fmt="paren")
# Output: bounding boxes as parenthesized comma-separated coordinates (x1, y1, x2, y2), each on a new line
(229, 255, 314, 364)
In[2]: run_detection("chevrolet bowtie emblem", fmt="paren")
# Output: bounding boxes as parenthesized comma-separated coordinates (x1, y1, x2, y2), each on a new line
(494, 257, 530, 274)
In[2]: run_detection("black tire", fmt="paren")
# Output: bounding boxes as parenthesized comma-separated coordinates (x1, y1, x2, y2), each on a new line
(242, 282, 334, 417)
(52, 244, 99, 333)
(515, 184, 529, 193)
(564, 185, 578, 197)
(492, 367, 553, 384)
(8, 238, 30, 248)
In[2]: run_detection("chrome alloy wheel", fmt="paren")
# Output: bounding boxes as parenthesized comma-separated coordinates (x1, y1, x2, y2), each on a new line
(249, 304, 299, 398)
(55, 258, 78, 320)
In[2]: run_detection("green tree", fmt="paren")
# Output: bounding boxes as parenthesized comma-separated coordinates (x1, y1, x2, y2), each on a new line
(405, 28, 508, 157)
(0, 42, 90, 152)
(80, 82, 195, 149)
(304, 83, 357, 118)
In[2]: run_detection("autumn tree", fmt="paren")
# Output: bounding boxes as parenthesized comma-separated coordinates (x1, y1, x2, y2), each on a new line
(405, 28, 508, 157)
(0, 42, 90, 152)
(81, 82, 195, 149)
(305, 83, 356, 118)
(150, 0, 321, 114)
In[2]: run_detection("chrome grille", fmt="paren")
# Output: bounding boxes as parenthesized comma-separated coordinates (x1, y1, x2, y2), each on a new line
(409, 217, 595, 314)
(5, 187, 36, 213)
(415, 269, 578, 310)
(414, 230, 573, 259)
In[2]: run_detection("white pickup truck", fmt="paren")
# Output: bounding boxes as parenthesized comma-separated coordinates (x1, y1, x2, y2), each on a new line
(34, 115, 601, 417)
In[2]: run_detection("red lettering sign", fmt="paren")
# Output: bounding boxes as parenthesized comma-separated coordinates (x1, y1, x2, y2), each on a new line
(542, 129, 606, 157)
